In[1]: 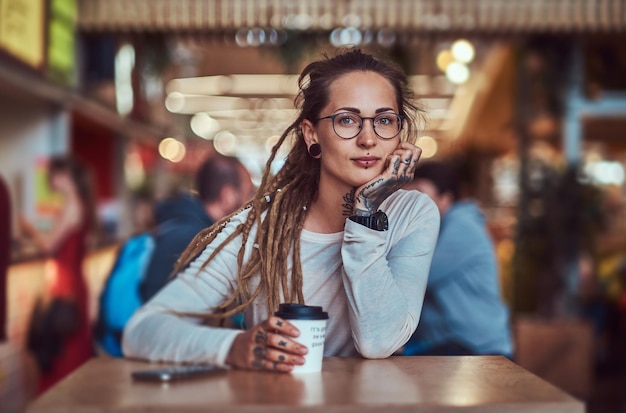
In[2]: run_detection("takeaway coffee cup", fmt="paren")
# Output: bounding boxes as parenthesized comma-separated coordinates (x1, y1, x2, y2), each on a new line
(274, 303, 329, 373)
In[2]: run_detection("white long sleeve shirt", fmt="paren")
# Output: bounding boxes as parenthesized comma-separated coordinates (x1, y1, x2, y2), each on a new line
(122, 189, 440, 366)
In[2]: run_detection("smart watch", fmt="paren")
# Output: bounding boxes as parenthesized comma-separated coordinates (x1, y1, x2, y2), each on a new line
(349, 210, 389, 231)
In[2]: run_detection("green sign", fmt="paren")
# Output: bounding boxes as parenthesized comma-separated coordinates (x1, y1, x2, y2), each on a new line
(47, 0, 76, 85)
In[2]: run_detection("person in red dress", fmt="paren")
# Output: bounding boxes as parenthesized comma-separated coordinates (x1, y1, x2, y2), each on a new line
(20, 156, 97, 393)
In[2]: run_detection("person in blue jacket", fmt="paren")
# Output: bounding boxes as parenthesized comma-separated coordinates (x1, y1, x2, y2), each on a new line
(139, 155, 253, 303)
(403, 160, 513, 357)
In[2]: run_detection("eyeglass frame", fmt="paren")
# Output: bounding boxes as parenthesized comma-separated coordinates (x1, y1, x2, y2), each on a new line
(314, 112, 405, 140)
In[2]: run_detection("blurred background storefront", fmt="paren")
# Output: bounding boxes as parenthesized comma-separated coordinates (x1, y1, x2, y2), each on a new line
(1, 1, 625, 412)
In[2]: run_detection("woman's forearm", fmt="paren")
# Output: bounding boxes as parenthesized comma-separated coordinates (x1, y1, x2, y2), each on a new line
(340, 198, 439, 358)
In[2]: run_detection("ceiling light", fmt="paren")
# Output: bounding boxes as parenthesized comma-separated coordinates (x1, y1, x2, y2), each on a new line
(445, 62, 470, 84)
(158, 137, 186, 163)
(164, 92, 185, 113)
(190, 113, 221, 140)
(451, 39, 475, 63)
(436, 49, 453, 72)
(214, 131, 238, 156)
(330, 27, 362, 47)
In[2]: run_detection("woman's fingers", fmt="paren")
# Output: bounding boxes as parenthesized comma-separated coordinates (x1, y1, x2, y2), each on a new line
(268, 331, 308, 355)
(248, 341, 306, 372)
(263, 316, 300, 337)
(252, 327, 308, 356)
(389, 143, 421, 179)
(226, 317, 309, 373)
(250, 358, 296, 372)
(393, 143, 421, 170)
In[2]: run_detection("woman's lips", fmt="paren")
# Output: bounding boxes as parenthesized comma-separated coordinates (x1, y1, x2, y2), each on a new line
(352, 157, 380, 168)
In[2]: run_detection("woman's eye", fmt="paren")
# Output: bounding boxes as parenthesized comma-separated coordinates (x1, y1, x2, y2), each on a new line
(376, 116, 393, 126)
(337, 115, 359, 126)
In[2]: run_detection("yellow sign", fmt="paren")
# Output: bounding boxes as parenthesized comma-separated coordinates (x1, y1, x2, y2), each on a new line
(0, 0, 45, 68)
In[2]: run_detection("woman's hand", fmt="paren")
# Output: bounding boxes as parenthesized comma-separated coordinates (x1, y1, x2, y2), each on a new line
(353, 141, 422, 215)
(225, 316, 308, 372)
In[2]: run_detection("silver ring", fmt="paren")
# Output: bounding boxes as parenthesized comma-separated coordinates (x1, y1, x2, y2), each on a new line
(403, 160, 411, 165)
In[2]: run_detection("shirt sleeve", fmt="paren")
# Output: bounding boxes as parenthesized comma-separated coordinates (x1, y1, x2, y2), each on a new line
(340, 192, 440, 358)
(122, 215, 247, 367)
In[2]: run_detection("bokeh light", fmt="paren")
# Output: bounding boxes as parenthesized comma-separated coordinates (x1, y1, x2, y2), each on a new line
(164, 92, 185, 113)
(436, 49, 454, 71)
(190, 113, 221, 140)
(213, 131, 238, 156)
(451, 39, 475, 63)
(445, 62, 470, 84)
(416, 136, 438, 159)
(158, 137, 186, 163)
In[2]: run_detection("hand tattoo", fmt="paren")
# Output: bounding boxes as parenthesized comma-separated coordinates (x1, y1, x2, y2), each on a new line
(278, 355, 286, 362)
(276, 320, 283, 327)
(278, 340, 288, 347)
(255, 330, 268, 344)
(342, 188, 356, 217)
(355, 178, 384, 215)
(253, 346, 268, 360)
(392, 157, 401, 175)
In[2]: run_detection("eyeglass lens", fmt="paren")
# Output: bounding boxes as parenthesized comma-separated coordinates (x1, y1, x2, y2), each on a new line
(332, 113, 401, 139)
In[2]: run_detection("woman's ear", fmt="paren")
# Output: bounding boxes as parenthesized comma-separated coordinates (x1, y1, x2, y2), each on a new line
(300, 119, 317, 147)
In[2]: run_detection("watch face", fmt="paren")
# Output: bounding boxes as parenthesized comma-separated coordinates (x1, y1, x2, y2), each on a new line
(374, 211, 389, 231)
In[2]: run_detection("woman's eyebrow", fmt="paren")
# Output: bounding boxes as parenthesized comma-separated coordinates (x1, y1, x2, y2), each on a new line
(334, 107, 396, 114)
(335, 106, 360, 113)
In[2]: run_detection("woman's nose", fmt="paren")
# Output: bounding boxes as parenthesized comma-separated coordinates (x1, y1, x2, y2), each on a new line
(356, 119, 377, 147)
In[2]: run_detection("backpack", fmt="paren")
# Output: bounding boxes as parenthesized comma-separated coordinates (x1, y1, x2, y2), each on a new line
(95, 232, 155, 357)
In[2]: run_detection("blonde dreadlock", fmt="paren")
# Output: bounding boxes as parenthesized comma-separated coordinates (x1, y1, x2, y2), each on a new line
(173, 48, 423, 318)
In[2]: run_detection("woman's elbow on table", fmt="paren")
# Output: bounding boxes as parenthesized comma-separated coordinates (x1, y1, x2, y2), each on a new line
(354, 341, 398, 360)
(353, 318, 418, 359)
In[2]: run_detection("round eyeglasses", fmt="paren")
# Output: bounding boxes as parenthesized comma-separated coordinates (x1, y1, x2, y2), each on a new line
(315, 112, 404, 140)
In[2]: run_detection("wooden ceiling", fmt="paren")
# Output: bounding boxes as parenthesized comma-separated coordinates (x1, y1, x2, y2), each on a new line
(78, 0, 626, 33)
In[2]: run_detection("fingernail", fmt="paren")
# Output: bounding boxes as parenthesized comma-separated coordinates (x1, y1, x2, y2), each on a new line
(298, 346, 308, 355)
(291, 328, 299, 336)
(295, 356, 306, 365)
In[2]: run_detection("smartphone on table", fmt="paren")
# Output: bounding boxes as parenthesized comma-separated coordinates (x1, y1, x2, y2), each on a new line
(131, 364, 225, 382)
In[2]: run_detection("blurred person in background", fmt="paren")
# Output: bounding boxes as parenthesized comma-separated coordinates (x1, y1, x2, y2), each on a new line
(20, 156, 97, 393)
(402, 160, 513, 358)
(94, 189, 157, 357)
(139, 154, 254, 303)
(123, 49, 439, 372)
(130, 189, 156, 235)
(0, 174, 10, 341)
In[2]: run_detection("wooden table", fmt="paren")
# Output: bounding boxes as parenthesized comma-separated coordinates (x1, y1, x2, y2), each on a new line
(26, 356, 584, 413)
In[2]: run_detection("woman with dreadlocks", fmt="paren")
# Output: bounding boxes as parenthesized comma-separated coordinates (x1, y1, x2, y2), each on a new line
(123, 49, 440, 372)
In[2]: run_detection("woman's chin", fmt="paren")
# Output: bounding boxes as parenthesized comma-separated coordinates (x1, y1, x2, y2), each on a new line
(350, 170, 384, 188)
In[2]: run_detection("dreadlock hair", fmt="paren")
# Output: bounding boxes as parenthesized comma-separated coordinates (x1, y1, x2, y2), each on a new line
(174, 48, 424, 319)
